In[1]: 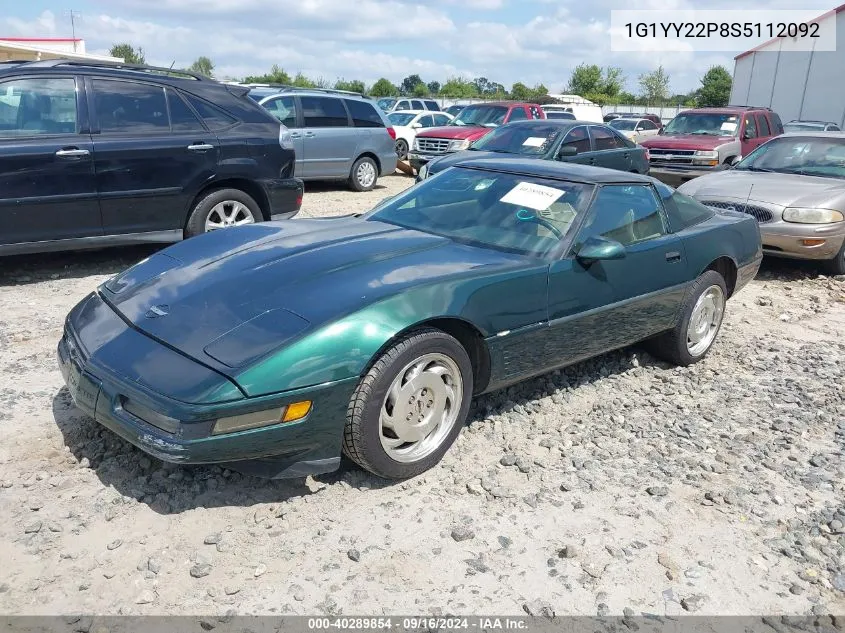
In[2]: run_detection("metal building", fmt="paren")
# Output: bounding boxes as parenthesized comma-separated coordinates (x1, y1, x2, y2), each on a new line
(730, 5, 845, 127)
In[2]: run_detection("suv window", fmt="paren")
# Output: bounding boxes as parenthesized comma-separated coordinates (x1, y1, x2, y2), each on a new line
(167, 89, 204, 132)
(743, 114, 758, 138)
(263, 96, 298, 128)
(0, 77, 77, 136)
(591, 126, 626, 150)
(424, 100, 439, 111)
(770, 112, 784, 134)
(508, 107, 528, 122)
(411, 100, 425, 110)
(93, 79, 168, 133)
(184, 94, 237, 129)
(395, 100, 410, 111)
(577, 185, 666, 247)
(757, 113, 771, 137)
(344, 99, 383, 128)
(560, 126, 591, 154)
(302, 96, 349, 127)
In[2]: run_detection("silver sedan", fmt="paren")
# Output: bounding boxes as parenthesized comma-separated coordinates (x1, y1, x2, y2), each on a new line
(678, 132, 845, 275)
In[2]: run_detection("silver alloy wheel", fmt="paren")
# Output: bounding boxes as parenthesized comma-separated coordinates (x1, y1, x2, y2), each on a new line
(379, 353, 463, 463)
(204, 201, 256, 232)
(356, 160, 377, 189)
(687, 284, 725, 356)
(395, 139, 408, 159)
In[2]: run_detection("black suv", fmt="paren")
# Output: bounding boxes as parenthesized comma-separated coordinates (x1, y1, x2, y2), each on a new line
(0, 59, 303, 256)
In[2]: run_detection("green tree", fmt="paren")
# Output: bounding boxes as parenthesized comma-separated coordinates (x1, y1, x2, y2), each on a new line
(401, 74, 424, 95)
(617, 91, 638, 104)
(369, 78, 398, 97)
(530, 83, 549, 101)
(440, 77, 478, 99)
(335, 78, 367, 94)
(244, 64, 291, 85)
(291, 72, 316, 88)
(638, 65, 670, 105)
(510, 82, 530, 101)
(567, 63, 602, 95)
(189, 56, 214, 77)
(427, 81, 441, 95)
(411, 82, 430, 97)
(110, 43, 145, 65)
(697, 65, 732, 107)
(599, 66, 625, 99)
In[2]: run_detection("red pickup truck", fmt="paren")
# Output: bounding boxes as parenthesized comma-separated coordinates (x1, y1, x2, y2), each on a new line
(640, 106, 784, 187)
(408, 101, 545, 171)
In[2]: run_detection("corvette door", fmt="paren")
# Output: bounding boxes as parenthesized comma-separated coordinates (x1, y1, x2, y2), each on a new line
(546, 183, 689, 366)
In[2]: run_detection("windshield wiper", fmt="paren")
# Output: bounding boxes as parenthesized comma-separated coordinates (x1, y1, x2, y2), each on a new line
(738, 166, 775, 172)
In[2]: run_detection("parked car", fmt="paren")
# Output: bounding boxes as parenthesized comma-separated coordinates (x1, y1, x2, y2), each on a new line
(678, 132, 845, 274)
(59, 158, 761, 480)
(376, 97, 442, 113)
(543, 103, 603, 123)
(544, 111, 576, 120)
(640, 106, 784, 187)
(408, 101, 545, 171)
(783, 120, 841, 132)
(0, 59, 303, 257)
(387, 110, 454, 159)
(444, 105, 466, 117)
(417, 120, 649, 180)
(258, 91, 397, 191)
(608, 117, 661, 143)
(607, 113, 663, 130)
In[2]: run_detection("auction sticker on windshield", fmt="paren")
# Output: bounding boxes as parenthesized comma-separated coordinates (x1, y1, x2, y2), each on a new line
(522, 137, 548, 147)
(501, 182, 564, 211)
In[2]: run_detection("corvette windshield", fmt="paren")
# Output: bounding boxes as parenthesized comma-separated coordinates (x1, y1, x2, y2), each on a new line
(735, 136, 845, 179)
(367, 167, 594, 257)
(470, 123, 565, 156)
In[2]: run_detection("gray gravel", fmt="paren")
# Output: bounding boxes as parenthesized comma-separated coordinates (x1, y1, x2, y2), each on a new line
(0, 173, 844, 616)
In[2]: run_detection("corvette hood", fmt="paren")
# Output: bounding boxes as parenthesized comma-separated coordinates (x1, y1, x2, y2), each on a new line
(101, 218, 529, 370)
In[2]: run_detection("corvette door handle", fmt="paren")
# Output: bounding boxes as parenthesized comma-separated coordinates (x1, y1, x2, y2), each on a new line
(290, 132, 302, 139)
(665, 251, 681, 262)
(304, 132, 316, 138)
(55, 148, 90, 158)
(187, 143, 214, 152)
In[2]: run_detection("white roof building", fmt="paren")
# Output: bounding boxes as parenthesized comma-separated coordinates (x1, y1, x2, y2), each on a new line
(0, 38, 122, 63)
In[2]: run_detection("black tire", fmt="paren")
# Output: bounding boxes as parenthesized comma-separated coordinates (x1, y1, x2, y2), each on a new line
(348, 156, 379, 192)
(342, 328, 473, 479)
(185, 188, 261, 238)
(647, 270, 728, 367)
(824, 241, 845, 276)
(395, 139, 409, 160)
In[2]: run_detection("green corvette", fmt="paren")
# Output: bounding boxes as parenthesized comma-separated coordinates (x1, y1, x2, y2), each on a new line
(59, 158, 762, 480)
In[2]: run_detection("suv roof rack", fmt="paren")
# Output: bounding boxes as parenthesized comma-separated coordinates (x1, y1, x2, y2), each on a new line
(244, 83, 367, 98)
(724, 104, 773, 110)
(18, 58, 206, 80)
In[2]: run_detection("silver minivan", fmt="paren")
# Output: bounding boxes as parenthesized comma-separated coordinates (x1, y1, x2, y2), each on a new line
(259, 90, 398, 191)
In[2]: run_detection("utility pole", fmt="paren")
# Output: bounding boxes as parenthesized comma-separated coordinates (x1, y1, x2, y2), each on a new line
(64, 10, 82, 52)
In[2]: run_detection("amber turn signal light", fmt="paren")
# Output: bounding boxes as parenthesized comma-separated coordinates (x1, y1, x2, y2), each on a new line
(283, 400, 312, 422)
(801, 239, 826, 246)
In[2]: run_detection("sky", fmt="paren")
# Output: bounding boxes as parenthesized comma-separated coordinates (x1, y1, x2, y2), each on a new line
(0, 1, 826, 95)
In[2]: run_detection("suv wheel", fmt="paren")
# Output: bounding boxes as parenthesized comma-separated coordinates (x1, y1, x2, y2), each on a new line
(349, 156, 378, 192)
(185, 188, 261, 238)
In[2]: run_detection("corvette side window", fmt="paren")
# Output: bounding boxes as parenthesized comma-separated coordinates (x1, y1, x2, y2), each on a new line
(577, 185, 666, 247)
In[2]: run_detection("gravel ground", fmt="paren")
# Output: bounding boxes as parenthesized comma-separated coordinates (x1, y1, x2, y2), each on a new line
(0, 172, 844, 618)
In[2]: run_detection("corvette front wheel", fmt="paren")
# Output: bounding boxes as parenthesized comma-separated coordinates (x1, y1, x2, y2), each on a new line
(342, 328, 473, 479)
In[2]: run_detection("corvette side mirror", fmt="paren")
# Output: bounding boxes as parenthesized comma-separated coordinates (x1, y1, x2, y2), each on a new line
(576, 236, 626, 265)
(559, 145, 578, 158)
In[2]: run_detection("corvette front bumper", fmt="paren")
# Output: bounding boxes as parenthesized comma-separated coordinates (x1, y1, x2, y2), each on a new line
(58, 292, 354, 479)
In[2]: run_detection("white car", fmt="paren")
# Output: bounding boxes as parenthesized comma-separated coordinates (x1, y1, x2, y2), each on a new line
(607, 117, 661, 143)
(387, 110, 454, 159)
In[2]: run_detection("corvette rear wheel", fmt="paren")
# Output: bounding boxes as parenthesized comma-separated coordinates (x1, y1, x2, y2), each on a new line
(343, 328, 473, 479)
(647, 270, 727, 366)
